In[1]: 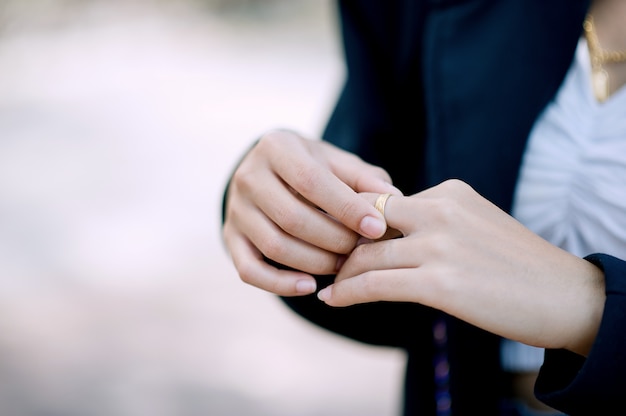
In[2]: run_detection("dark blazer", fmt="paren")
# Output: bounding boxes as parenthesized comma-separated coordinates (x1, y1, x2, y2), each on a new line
(272, 1, 626, 415)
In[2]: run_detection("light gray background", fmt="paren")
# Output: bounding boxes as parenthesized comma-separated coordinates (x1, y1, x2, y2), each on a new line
(0, 1, 404, 415)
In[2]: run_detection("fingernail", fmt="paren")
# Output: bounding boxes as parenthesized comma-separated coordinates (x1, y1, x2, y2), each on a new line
(317, 286, 331, 302)
(296, 279, 316, 294)
(359, 215, 386, 239)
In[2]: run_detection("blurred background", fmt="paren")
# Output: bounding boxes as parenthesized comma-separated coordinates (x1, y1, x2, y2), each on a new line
(0, 0, 405, 415)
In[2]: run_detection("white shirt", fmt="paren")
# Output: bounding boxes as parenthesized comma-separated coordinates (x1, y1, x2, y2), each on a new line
(501, 38, 626, 371)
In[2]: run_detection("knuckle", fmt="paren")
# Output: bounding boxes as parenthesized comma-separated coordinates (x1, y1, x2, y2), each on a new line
(231, 166, 257, 195)
(428, 265, 459, 301)
(268, 278, 287, 296)
(259, 234, 287, 261)
(258, 129, 301, 160)
(352, 241, 374, 258)
(274, 204, 305, 235)
(236, 261, 257, 285)
(332, 232, 359, 254)
(290, 163, 319, 195)
(333, 198, 361, 224)
(426, 196, 461, 227)
(423, 232, 452, 260)
(440, 178, 474, 198)
(308, 259, 336, 276)
(433, 199, 456, 222)
(258, 129, 292, 147)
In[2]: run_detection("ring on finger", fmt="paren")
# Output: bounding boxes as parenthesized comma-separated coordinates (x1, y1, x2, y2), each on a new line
(374, 193, 392, 218)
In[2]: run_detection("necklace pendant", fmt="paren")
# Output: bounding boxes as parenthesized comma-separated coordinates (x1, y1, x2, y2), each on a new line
(591, 67, 609, 102)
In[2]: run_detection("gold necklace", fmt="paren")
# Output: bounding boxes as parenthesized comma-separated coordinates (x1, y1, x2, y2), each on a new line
(582, 14, 626, 102)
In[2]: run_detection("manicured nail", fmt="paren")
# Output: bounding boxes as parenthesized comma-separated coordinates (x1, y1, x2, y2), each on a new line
(317, 286, 331, 302)
(359, 215, 386, 239)
(296, 279, 316, 294)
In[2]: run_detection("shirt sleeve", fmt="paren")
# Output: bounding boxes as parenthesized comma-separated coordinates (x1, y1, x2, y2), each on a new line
(534, 253, 626, 415)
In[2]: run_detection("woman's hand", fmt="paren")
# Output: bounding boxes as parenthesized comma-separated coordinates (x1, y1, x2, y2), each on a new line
(222, 129, 402, 296)
(318, 179, 605, 356)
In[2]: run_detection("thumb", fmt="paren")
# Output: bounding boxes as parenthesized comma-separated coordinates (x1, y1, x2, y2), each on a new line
(316, 277, 372, 307)
(317, 269, 407, 307)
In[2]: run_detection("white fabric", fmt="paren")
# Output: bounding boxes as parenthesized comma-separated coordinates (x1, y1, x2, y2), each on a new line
(501, 38, 626, 371)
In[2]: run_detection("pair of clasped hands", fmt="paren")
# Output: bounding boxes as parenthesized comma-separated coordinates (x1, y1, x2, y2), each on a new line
(222, 130, 605, 357)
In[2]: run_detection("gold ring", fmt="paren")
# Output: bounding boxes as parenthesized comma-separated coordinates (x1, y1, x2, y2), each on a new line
(374, 193, 392, 218)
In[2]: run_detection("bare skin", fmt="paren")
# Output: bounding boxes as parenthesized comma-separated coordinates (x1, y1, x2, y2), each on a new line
(222, 129, 402, 296)
(317, 181, 606, 358)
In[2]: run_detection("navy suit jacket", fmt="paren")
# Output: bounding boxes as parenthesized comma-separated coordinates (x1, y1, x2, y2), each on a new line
(272, 1, 626, 415)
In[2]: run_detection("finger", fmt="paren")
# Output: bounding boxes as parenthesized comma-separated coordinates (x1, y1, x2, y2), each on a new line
(334, 237, 416, 283)
(225, 227, 318, 296)
(263, 134, 394, 239)
(231, 150, 361, 255)
(252, 175, 361, 255)
(237, 202, 342, 276)
(279, 163, 389, 239)
(317, 268, 416, 307)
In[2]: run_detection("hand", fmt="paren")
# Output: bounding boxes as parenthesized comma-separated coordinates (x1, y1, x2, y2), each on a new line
(222, 129, 402, 296)
(317, 179, 605, 356)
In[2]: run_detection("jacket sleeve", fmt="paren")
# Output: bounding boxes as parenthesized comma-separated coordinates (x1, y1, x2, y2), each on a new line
(535, 253, 626, 415)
